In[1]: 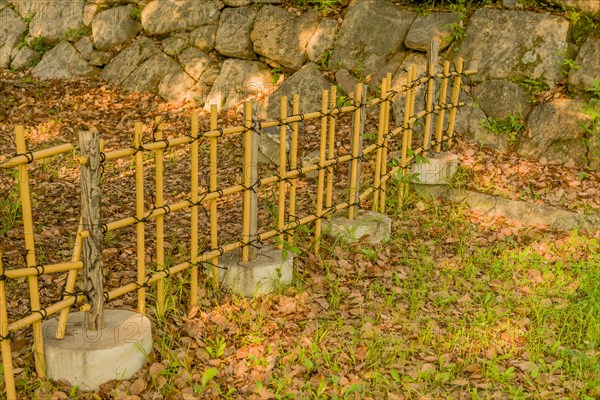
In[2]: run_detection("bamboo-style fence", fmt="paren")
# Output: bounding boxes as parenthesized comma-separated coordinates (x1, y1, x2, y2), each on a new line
(0, 58, 474, 398)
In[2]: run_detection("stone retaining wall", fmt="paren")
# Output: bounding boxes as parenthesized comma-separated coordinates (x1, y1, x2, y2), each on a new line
(1, 0, 598, 168)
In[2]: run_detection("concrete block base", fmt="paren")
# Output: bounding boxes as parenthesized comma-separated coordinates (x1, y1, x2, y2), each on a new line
(411, 151, 459, 184)
(323, 210, 391, 244)
(42, 310, 152, 391)
(219, 245, 294, 296)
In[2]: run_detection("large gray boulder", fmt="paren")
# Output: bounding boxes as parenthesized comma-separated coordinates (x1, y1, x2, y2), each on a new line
(306, 18, 339, 64)
(204, 59, 272, 111)
(518, 99, 589, 165)
(215, 6, 257, 60)
(190, 25, 217, 52)
(32, 41, 97, 79)
(455, 95, 509, 152)
(29, 0, 86, 44)
(141, 0, 221, 36)
(122, 52, 181, 93)
(261, 63, 331, 119)
(162, 34, 188, 56)
(390, 52, 427, 124)
(179, 47, 215, 81)
(251, 6, 320, 70)
(10, 46, 41, 70)
(10, 0, 48, 18)
(472, 80, 532, 119)
(100, 36, 161, 85)
(223, 0, 252, 5)
(456, 9, 569, 86)
(548, 0, 600, 19)
(330, 0, 416, 76)
(568, 37, 600, 92)
(404, 12, 462, 52)
(92, 5, 141, 51)
(74, 36, 94, 60)
(0, 7, 26, 68)
(158, 68, 197, 103)
(189, 65, 221, 106)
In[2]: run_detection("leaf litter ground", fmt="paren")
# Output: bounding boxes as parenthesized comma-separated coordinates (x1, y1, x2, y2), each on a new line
(0, 72, 599, 399)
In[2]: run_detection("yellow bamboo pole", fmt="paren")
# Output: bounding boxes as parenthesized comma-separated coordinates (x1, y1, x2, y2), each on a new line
(8, 153, 410, 333)
(435, 61, 451, 153)
(400, 67, 415, 206)
(277, 97, 288, 249)
(380, 72, 392, 213)
(373, 77, 388, 212)
(154, 117, 165, 314)
(446, 57, 464, 147)
(287, 95, 300, 243)
(209, 105, 219, 286)
(0, 253, 16, 400)
(134, 122, 146, 314)
(101, 103, 394, 163)
(325, 85, 337, 213)
(0, 143, 73, 169)
(314, 90, 329, 256)
(98, 139, 377, 239)
(423, 61, 436, 152)
(55, 218, 83, 339)
(190, 111, 199, 307)
(407, 65, 417, 155)
(348, 83, 363, 220)
(4, 261, 82, 279)
(15, 126, 45, 378)
(242, 102, 253, 262)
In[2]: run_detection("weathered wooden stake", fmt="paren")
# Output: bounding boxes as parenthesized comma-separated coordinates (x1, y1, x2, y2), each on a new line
(424, 39, 439, 151)
(79, 129, 104, 331)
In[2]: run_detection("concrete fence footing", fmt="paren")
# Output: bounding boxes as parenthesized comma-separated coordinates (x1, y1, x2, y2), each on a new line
(410, 151, 459, 185)
(323, 210, 392, 244)
(218, 245, 294, 296)
(42, 310, 152, 391)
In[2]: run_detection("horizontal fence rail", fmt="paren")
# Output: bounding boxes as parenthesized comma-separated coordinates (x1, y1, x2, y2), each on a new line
(0, 58, 475, 398)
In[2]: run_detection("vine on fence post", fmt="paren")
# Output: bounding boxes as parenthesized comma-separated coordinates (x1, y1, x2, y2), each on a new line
(79, 129, 104, 331)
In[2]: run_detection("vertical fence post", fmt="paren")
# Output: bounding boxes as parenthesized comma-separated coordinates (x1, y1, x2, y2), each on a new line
(314, 90, 329, 256)
(154, 117, 165, 314)
(209, 106, 219, 286)
(242, 102, 258, 262)
(0, 253, 17, 400)
(373, 77, 388, 212)
(435, 61, 451, 153)
(15, 126, 45, 377)
(326, 85, 337, 213)
(277, 97, 288, 248)
(287, 95, 300, 243)
(400, 66, 416, 206)
(447, 57, 464, 146)
(190, 112, 199, 306)
(348, 83, 365, 220)
(379, 72, 392, 213)
(423, 39, 439, 152)
(55, 218, 83, 339)
(134, 122, 146, 314)
(79, 129, 104, 330)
